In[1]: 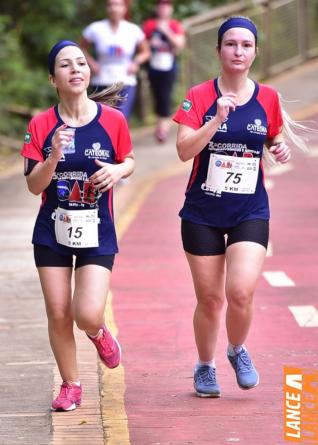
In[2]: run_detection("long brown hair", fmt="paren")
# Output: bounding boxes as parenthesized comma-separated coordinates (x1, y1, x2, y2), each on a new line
(88, 82, 125, 107)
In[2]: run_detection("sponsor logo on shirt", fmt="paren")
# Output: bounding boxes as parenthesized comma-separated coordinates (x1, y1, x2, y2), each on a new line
(43, 146, 65, 162)
(84, 142, 110, 159)
(208, 142, 260, 157)
(201, 182, 221, 197)
(53, 171, 88, 181)
(215, 159, 232, 168)
(182, 99, 192, 112)
(208, 142, 248, 152)
(56, 179, 100, 207)
(24, 132, 32, 144)
(106, 45, 124, 57)
(205, 115, 228, 133)
(247, 119, 267, 135)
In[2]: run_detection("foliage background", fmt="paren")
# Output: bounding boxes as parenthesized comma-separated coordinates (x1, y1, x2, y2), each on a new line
(0, 0, 232, 137)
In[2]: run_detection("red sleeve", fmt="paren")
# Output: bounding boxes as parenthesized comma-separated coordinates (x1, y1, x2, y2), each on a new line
(143, 19, 156, 39)
(169, 19, 184, 35)
(99, 106, 133, 162)
(20, 107, 58, 162)
(257, 85, 283, 139)
(173, 81, 217, 130)
(21, 118, 45, 162)
(143, 19, 184, 38)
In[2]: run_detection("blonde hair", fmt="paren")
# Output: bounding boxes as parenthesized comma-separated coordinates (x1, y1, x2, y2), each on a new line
(89, 82, 125, 107)
(280, 94, 309, 153)
(264, 94, 310, 164)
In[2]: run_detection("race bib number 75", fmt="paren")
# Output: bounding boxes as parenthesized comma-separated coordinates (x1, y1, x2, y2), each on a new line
(206, 154, 260, 194)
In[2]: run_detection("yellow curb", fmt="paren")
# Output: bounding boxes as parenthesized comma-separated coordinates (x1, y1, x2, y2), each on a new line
(101, 158, 189, 444)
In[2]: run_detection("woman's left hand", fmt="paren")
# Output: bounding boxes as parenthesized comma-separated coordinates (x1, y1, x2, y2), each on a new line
(90, 159, 123, 193)
(269, 141, 291, 163)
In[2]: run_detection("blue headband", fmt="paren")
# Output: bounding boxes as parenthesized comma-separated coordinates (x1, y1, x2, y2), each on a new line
(48, 40, 80, 75)
(218, 17, 257, 44)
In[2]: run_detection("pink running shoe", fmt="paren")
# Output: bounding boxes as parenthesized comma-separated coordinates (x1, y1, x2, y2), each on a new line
(88, 325, 121, 369)
(51, 381, 82, 411)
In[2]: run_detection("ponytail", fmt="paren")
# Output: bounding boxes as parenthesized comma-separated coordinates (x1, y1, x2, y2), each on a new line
(279, 94, 309, 153)
(264, 94, 310, 164)
(89, 82, 125, 107)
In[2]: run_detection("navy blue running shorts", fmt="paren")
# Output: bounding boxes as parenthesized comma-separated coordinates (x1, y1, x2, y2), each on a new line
(181, 219, 269, 256)
(33, 244, 115, 271)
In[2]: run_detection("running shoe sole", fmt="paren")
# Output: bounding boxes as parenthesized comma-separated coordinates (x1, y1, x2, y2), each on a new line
(237, 376, 260, 390)
(195, 390, 221, 398)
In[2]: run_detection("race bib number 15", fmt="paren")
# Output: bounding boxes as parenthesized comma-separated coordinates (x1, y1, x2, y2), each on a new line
(55, 208, 99, 248)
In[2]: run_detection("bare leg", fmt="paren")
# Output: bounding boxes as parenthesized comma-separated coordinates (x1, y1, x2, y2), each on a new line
(185, 252, 226, 362)
(225, 241, 266, 345)
(155, 117, 171, 142)
(37, 266, 78, 382)
(72, 265, 111, 335)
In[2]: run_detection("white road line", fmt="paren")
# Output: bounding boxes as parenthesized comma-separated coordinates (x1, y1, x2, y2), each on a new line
(263, 271, 295, 287)
(289, 305, 318, 327)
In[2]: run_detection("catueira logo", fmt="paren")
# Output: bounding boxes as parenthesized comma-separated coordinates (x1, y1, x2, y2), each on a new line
(284, 367, 318, 443)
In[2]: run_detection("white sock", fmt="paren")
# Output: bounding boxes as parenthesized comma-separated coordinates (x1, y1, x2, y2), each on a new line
(65, 380, 81, 386)
(227, 343, 244, 356)
(87, 328, 103, 339)
(195, 359, 216, 372)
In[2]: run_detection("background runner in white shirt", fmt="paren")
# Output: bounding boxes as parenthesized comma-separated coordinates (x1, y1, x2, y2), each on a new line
(81, 0, 150, 120)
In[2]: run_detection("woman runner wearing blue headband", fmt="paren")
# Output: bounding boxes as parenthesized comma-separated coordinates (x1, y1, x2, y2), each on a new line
(48, 40, 80, 75)
(173, 16, 307, 398)
(21, 40, 135, 411)
(217, 16, 258, 47)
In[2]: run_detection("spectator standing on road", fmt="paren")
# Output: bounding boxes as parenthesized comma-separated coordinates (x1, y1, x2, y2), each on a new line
(143, 0, 185, 142)
(80, 0, 150, 120)
(21, 40, 134, 411)
(173, 16, 304, 398)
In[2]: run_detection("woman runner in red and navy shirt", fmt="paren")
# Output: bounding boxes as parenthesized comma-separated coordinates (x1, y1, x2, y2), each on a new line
(143, 0, 185, 142)
(173, 17, 292, 397)
(21, 40, 134, 411)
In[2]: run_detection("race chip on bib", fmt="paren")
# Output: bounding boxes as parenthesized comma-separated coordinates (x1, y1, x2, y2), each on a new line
(206, 154, 260, 195)
(55, 208, 100, 248)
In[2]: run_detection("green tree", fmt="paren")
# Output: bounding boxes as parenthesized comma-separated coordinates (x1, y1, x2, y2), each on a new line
(0, 0, 233, 137)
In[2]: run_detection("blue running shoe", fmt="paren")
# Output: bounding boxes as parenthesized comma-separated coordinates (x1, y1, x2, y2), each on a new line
(194, 365, 221, 398)
(227, 347, 259, 390)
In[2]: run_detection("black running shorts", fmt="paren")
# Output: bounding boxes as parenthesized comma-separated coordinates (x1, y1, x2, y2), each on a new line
(181, 219, 269, 256)
(34, 244, 115, 271)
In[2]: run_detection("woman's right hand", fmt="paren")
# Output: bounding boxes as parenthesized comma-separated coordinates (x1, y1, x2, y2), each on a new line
(51, 124, 72, 162)
(216, 93, 237, 123)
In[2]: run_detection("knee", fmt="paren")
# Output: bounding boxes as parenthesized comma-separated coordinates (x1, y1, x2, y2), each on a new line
(197, 293, 225, 315)
(227, 285, 253, 310)
(73, 310, 101, 333)
(47, 308, 73, 332)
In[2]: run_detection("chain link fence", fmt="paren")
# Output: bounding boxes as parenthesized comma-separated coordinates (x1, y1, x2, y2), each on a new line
(182, 0, 318, 87)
